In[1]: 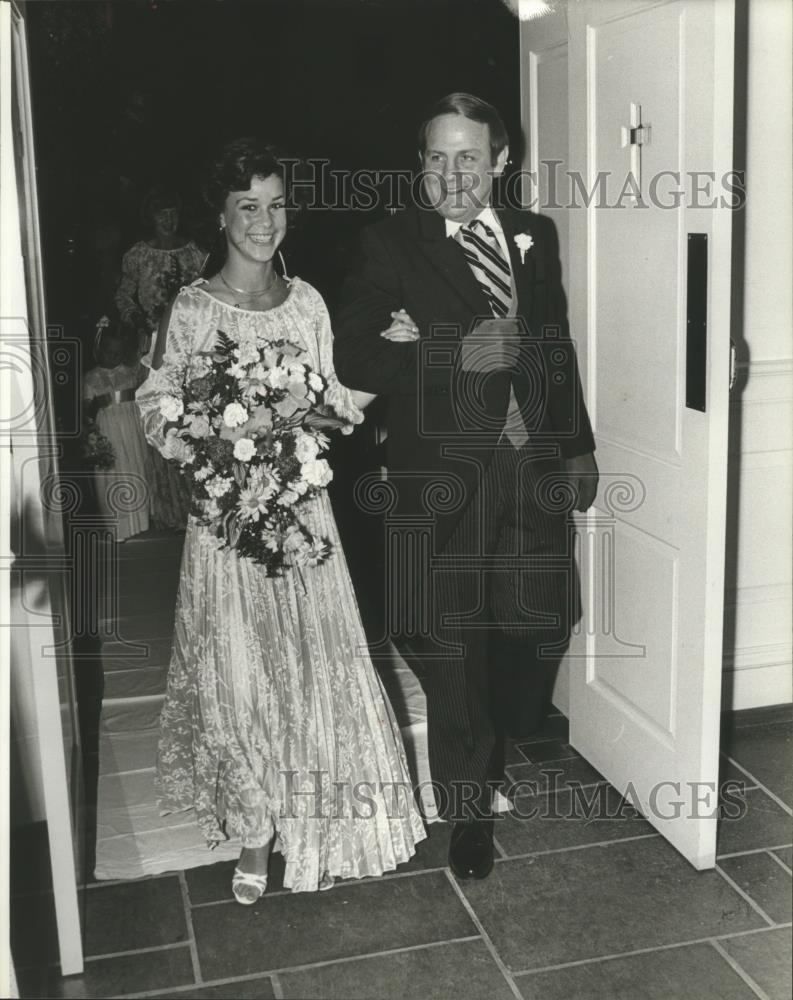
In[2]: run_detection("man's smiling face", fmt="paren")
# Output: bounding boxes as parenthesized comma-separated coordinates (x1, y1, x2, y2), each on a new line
(420, 113, 508, 223)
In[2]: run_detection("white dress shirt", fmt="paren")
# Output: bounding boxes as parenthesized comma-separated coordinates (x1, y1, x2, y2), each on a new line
(444, 206, 512, 265)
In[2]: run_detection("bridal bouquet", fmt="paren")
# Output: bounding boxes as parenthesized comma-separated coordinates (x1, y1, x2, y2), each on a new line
(158, 331, 334, 575)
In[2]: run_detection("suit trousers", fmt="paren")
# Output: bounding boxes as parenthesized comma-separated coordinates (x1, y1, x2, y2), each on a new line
(399, 442, 580, 821)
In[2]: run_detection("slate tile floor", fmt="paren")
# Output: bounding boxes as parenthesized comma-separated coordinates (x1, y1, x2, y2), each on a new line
(13, 705, 791, 1000)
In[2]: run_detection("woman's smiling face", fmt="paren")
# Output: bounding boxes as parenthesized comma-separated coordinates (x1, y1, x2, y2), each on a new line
(221, 173, 287, 266)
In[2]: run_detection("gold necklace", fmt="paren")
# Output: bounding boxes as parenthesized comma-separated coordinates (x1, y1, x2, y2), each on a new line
(219, 269, 278, 303)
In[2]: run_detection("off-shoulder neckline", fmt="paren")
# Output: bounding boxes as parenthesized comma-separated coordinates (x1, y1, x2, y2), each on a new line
(192, 276, 301, 315)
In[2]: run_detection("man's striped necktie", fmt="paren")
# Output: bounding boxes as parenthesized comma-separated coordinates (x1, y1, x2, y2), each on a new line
(454, 218, 529, 448)
(455, 219, 514, 317)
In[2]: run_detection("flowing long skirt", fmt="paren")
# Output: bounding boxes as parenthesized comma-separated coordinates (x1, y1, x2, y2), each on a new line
(94, 401, 152, 541)
(155, 492, 426, 891)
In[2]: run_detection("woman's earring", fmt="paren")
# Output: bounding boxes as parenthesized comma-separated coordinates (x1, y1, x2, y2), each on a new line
(278, 250, 289, 279)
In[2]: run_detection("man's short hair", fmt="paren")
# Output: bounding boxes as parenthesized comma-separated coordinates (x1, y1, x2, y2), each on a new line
(417, 92, 509, 164)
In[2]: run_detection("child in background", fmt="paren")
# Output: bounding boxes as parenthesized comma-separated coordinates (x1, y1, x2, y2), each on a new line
(82, 317, 152, 541)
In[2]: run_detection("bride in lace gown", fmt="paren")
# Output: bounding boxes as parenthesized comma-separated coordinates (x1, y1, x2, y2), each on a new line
(136, 139, 425, 902)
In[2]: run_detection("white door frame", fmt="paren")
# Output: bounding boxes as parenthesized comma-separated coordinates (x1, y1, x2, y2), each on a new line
(2, 0, 84, 975)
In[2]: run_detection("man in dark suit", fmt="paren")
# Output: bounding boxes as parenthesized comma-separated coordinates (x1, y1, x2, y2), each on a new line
(334, 93, 597, 879)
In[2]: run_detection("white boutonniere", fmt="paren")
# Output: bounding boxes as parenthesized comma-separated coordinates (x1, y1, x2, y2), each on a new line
(514, 232, 534, 264)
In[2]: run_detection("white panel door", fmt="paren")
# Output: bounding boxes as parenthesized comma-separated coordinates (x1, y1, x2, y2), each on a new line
(520, 6, 571, 280)
(566, 0, 735, 869)
(519, 6, 582, 718)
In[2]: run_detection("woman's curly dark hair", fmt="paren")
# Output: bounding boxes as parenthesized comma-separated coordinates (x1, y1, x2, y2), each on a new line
(200, 137, 307, 273)
(203, 137, 295, 213)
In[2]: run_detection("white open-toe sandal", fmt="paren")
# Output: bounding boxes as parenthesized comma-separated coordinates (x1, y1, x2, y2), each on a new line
(232, 867, 268, 905)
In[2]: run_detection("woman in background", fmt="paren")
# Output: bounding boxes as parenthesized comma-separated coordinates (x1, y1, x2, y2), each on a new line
(115, 185, 206, 359)
(116, 185, 202, 529)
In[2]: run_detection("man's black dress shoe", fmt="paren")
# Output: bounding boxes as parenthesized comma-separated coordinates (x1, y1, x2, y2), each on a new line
(448, 821, 494, 880)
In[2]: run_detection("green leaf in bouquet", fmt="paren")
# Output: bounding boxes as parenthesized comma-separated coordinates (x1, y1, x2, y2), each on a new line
(222, 509, 244, 548)
(232, 461, 248, 487)
(215, 331, 236, 354)
(274, 397, 300, 419)
(302, 410, 349, 431)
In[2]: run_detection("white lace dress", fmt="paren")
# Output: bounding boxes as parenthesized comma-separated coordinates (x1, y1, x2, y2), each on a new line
(135, 278, 426, 891)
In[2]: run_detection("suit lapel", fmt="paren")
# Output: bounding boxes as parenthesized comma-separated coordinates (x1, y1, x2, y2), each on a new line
(412, 206, 491, 316)
(408, 205, 540, 321)
(497, 208, 536, 319)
